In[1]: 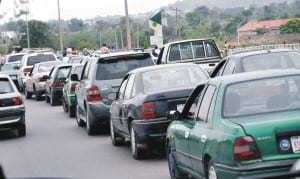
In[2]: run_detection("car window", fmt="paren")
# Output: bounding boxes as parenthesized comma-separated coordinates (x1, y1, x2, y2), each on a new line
(56, 66, 72, 79)
(82, 60, 92, 80)
(118, 77, 129, 100)
(73, 66, 84, 79)
(192, 41, 205, 58)
(204, 41, 219, 57)
(7, 54, 24, 63)
(196, 85, 216, 122)
(27, 54, 56, 66)
(222, 59, 235, 75)
(180, 42, 193, 60)
(169, 44, 181, 61)
(0, 79, 13, 93)
(96, 54, 153, 80)
(124, 74, 136, 99)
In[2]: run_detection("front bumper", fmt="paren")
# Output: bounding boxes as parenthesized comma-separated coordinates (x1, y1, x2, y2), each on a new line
(0, 106, 25, 129)
(131, 118, 171, 143)
(215, 158, 297, 179)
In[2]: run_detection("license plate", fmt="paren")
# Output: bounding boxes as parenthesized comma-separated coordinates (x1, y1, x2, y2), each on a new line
(291, 136, 300, 153)
(177, 104, 185, 113)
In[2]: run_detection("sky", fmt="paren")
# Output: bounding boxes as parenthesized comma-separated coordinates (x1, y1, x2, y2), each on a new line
(0, 0, 179, 23)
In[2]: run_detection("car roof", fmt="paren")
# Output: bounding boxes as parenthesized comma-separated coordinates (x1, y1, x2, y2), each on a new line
(212, 69, 300, 85)
(0, 74, 9, 78)
(164, 38, 214, 46)
(34, 61, 63, 66)
(228, 49, 298, 59)
(6, 53, 27, 57)
(53, 64, 73, 68)
(98, 51, 150, 59)
(129, 63, 202, 74)
(25, 51, 56, 57)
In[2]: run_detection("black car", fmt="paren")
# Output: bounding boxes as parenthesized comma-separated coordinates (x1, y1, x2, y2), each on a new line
(0, 74, 26, 137)
(109, 63, 209, 159)
(211, 49, 300, 77)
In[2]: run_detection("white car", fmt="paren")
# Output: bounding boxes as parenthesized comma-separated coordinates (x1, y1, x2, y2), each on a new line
(4, 53, 27, 64)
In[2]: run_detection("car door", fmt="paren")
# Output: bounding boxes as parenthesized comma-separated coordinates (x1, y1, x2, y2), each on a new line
(26, 66, 35, 92)
(188, 85, 217, 176)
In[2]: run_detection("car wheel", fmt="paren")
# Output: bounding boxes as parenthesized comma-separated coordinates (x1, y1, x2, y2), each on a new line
(45, 94, 50, 103)
(50, 93, 56, 106)
(62, 98, 68, 113)
(166, 142, 188, 179)
(24, 86, 32, 99)
(110, 119, 124, 146)
(34, 86, 40, 101)
(130, 126, 145, 160)
(18, 124, 26, 137)
(76, 105, 84, 127)
(69, 105, 76, 118)
(86, 112, 97, 135)
(207, 160, 218, 179)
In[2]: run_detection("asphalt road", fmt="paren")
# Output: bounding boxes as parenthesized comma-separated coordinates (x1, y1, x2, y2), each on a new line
(0, 97, 169, 179)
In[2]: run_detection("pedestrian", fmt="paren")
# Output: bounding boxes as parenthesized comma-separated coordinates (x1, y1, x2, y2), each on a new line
(100, 43, 110, 54)
(224, 41, 229, 56)
(62, 49, 69, 63)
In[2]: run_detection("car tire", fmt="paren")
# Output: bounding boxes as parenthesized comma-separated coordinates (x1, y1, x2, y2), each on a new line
(34, 86, 40, 101)
(62, 98, 68, 113)
(207, 160, 218, 179)
(166, 142, 188, 179)
(50, 93, 57, 106)
(69, 105, 76, 118)
(130, 125, 145, 160)
(45, 95, 50, 103)
(110, 119, 124, 146)
(86, 112, 98, 135)
(24, 86, 32, 99)
(18, 124, 26, 137)
(76, 105, 85, 127)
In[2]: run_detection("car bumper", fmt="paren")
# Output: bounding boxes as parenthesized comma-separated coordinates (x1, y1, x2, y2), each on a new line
(215, 158, 297, 179)
(52, 87, 63, 101)
(87, 102, 110, 125)
(35, 82, 46, 93)
(67, 94, 77, 106)
(0, 106, 25, 130)
(131, 118, 171, 143)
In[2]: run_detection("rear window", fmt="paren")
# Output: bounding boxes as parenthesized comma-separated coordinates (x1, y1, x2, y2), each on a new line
(7, 54, 24, 63)
(27, 54, 56, 66)
(223, 75, 300, 118)
(56, 66, 72, 79)
(142, 66, 208, 93)
(96, 53, 153, 80)
(38, 62, 60, 73)
(0, 79, 13, 93)
(242, 52, 300, 72)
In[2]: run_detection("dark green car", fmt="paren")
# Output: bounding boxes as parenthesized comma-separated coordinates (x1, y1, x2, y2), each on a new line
(62, 64, 84, 117)
(166, 69, 300, 179)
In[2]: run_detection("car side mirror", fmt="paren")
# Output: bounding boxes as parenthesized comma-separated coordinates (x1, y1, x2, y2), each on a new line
(167, 110, 181, 121)
(13, 65, 20, 70)
(42, 75, 49, 80)
(70, 74, 79, 81)
(108, 93, 117, 100)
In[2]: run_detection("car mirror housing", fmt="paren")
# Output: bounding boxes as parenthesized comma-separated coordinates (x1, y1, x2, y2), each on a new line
(167, 110, 181, 121)
(70, 74, 79, 81)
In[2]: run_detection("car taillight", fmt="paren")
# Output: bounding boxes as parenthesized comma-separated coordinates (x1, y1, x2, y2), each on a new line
(23, 67, 32, 73)
(52, 82, 65, 87)
(142, 102, 155, 119)
(12, 96, 23, 105)
(70, 83, 77, 91)
(234, 136, 261, 162)
(87, 85, 102, 102)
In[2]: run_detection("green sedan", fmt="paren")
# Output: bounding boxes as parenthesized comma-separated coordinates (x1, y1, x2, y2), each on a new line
(62, 64, 84, 117)
(166, 69, 300, 179)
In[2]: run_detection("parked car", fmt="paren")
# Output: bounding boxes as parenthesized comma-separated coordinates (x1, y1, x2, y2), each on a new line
(4, 53, 27, 64)
(166, 69, 300, 179)
(156, 38, 222, 73)
(18, 52, 57, 92)
(67, 55, 87, 64)
(0, 74, 26, 137)
(62, 64, 84, 117)
(110, 63, 209, 159)
(24, 61, 63, 100)
(210, 49, 300, 77)
(75, 51, 155, 135)
(0, 62, 21, 90)
(45, 64, 72, 106)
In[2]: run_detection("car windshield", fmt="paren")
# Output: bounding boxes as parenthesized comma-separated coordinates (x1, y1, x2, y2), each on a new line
(0, 79, 13, 93)
(142, 66, 207, 93)
(7, 54, 24, 63)
(242, 52, 300, 72)
(1, 63, 19, 71)
(96, 53, 153, 80)
(27, 54, 56, 66)
(56, 66, 72, 79)
(223, 75, 300, 118)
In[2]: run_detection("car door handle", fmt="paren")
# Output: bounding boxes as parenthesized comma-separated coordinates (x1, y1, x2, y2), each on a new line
(201, 135, 207, 143)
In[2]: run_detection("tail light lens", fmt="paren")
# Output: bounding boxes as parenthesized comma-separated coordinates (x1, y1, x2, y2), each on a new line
(23, 67, 32, 73)
(12, 96, 23, 105)
(52, 82, 65, 87)
(142, 102, 155, 119)
(234, 136, 261, 162)
(70, 83, 77, 92)
(87, 85, 102, 102)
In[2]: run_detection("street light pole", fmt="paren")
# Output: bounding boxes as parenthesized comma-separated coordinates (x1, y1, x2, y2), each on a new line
(25, 2, 30, 49)
(124, 0, 131, 49)
(57, 0, 63, 53)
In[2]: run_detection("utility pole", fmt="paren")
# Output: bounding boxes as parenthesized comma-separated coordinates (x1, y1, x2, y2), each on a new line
(25, 2, 30, 49)
(169, 7, 181, 40)
(124, 0, 131, 49)
(114, 30, 118, 50)
(121, 30, 124, 49)
(136, 23, 139, 48)
(57, 0, 63, 53)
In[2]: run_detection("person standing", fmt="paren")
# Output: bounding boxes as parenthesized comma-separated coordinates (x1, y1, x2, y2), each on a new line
(100, 43, 109, 54)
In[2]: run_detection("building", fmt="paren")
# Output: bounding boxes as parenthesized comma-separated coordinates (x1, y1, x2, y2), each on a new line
(238, 19, 290, 36)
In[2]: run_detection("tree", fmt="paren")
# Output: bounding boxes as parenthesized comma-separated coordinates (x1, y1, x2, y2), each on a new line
(68, 18, 84, 32)
(186, 12, 200, 28)
(255, 27, 269, 35)
(280, 19, 300, 34)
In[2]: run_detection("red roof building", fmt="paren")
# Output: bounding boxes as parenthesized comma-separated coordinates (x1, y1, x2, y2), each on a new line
(238, 19, 290, 36)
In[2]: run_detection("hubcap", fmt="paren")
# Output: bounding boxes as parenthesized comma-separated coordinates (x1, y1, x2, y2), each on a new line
(208, 165, 217, 179)
(131, 127, 136, 155)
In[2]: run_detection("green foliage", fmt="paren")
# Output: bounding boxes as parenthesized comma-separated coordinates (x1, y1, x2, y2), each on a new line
(255, 27, 269, 35)
(68, 18, 84, 32)
(280, 18, 300, 33)
(186, 12, 201, 28)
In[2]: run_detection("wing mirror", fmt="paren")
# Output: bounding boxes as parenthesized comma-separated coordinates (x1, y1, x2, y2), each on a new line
(70, 74, 79, 81)
(13, 65, 20, 70)
(167, 110, 181, 121)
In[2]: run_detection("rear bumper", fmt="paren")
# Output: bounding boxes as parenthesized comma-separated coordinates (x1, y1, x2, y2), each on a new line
(0, 106, 25, 130)
(87, 102, 110, 126)
(131, 118, 171, 143)
(52, 87, 63, 100)
(215, 158, 297, 179)
(35, 82, 46, 93)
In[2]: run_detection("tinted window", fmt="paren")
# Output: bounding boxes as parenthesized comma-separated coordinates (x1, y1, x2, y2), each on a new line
(222, 59, 235, 75)
(196, 85, 216, 122)
(96, 54, 153, 80)
(192, 41, 205, 58)
(124, 74, 135, 99)
(142, 66, 208, 93)
(0, 79, 13, 93)
(223, 76, 300, 118)
(204, 41, 219, 57)
(38, 62, 60, 73)
(242, 52, 300, 72)
(180, 42, 193, 60)
(169, 44, 180, 61)
(118, 78, 128, 99)
(27, 54, 56, 66)
(56, 66, 72, 79)
(73, 66, 84, 78)
(7, 54, 24, 63)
